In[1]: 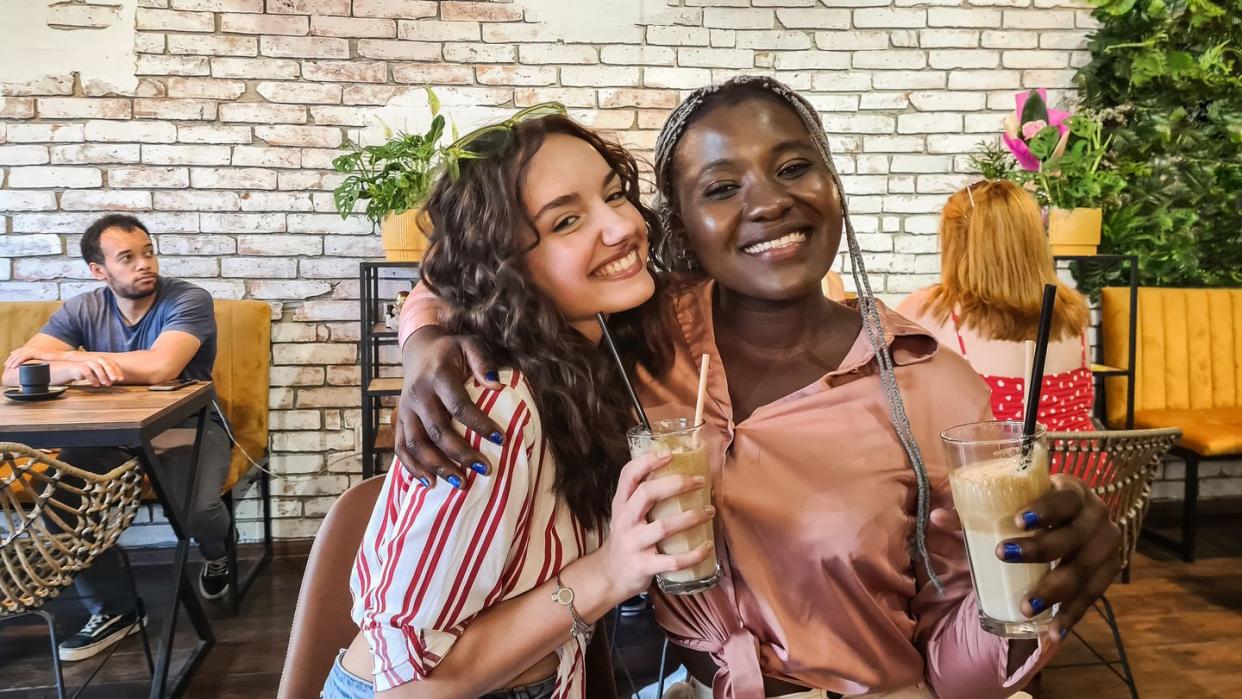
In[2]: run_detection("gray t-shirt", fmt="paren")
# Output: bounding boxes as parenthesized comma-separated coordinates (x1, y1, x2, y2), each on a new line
(41, 277, 218, 382)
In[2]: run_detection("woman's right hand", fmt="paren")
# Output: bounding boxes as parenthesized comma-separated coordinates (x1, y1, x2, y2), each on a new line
(394, 325, 504, 487)
(597, 450, 717, 601)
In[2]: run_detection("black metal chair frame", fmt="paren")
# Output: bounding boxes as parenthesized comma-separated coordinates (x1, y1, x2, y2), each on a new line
(1141, 445, 1238, 564)
(220, 460, 273, 615)
(0, 547, 154, 699)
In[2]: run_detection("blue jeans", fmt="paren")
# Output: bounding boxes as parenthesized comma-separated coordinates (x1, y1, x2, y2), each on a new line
(322, 651, 557, 699)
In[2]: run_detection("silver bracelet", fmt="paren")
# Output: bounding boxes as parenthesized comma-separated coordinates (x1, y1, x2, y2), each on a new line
(550, 573, 594, 644)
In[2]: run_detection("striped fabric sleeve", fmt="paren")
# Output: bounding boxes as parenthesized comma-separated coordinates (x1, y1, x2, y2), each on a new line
(352, 372, 538, 691)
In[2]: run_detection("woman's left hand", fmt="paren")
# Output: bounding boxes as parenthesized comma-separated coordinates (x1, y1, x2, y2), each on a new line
(999, 473, 1123, 639)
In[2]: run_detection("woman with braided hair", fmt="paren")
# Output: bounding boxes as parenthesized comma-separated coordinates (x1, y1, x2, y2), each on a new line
(396, 77, 1122, 699)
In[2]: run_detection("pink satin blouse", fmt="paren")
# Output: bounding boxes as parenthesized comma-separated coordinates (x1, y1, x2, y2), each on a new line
(636, 279, 1049, 698)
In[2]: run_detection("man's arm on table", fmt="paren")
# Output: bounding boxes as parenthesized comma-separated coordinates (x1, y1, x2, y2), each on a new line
(3, 331, 200, 386)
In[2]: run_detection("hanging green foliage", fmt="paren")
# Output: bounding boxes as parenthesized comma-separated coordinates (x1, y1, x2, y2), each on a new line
(1076, 0, 1242, 288)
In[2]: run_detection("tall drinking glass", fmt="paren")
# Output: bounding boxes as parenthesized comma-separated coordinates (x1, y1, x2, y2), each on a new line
(941, 420, 1053, 638)
(626, 418, 720, 595)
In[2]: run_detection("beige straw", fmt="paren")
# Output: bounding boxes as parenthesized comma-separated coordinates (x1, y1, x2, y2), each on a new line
(1022, 340, 1036, 421)
(693, 353, 709, 427)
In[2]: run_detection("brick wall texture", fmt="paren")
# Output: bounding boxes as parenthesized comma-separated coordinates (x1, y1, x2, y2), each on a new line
(2, 0, 1236, 542)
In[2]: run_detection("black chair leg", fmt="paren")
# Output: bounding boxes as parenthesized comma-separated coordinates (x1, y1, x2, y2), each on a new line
(116, 547, 155, 676)
(33, 609, 67, 699)
(223, 466, 274, 615)
(1098, 594, 1139, 699)
(1, 610, 72, 698)
(224, 489, 241, 615)
(657, 636, 671, 698)
(1181, 453, 1199, 562)
(261, 467, 273, 559)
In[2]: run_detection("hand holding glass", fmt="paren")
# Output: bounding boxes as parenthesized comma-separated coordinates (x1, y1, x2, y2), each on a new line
(942, 420, 1053, 639)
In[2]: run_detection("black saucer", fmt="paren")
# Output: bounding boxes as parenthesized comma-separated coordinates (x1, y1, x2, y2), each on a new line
(4, 386, 68, 402)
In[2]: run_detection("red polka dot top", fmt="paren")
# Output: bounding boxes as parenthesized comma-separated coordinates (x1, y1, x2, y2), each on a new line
(951, 314, 1096, 432)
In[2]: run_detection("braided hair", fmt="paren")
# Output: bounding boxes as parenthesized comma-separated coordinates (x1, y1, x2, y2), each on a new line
(651, 75, 945, 594)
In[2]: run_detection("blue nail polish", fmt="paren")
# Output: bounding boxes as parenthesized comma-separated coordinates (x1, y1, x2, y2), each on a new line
(447, 474, 463, 489)
(1029, 598, 1047, 614)
(485, 370, 499, 382)
(418, 477, 431, 488)
(1002, 542, 1023, 563)
(489, 431, 504, 446)
(1059, 626, 1070, 639)
(471, 461, 488, 475)
(1021, 511, 1041, 530)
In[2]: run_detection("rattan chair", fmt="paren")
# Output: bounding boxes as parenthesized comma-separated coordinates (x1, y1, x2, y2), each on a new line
(0, 442, 153, 698)
(1047, 427, 1182, 699)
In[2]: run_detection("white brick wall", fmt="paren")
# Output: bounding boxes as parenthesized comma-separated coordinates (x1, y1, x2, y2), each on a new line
(2, 0, 1230, 543)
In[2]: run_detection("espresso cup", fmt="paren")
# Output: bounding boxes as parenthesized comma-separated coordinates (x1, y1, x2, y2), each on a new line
(18, 362, 51, 394)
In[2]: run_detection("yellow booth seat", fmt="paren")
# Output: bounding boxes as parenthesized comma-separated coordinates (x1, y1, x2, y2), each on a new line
(1100, 287, 1242, 560)
(0, 298, 273, 608)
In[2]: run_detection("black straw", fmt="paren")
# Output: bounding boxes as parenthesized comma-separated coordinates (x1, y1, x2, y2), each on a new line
(595, 312, 651, 432)
(1022, 284, 1058, 442)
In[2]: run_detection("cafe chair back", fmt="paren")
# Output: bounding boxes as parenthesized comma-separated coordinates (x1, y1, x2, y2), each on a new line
(278, 476, 384, 699)
(0, 443, 153, 698)
(1046, 427, 1181, 699)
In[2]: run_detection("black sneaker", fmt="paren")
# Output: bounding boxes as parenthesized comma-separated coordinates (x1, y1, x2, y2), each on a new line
(58, 610, 145, 662)
(199, 555, 230, 600)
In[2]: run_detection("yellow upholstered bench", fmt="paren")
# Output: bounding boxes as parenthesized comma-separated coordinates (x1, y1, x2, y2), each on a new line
(1101, 287, 1242, 561)
(0, 299, 273, 609)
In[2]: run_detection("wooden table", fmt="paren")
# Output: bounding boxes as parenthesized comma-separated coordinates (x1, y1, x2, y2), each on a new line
(0, 383, 217, 699)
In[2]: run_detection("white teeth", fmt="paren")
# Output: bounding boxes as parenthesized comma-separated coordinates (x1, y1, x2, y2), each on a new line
(743, 230, 808, 254)
(594, 249, 640, 278)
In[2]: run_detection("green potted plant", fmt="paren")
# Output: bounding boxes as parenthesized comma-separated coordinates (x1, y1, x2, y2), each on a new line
(975, 88, 1126, 255)
(332, 88, 448, 262)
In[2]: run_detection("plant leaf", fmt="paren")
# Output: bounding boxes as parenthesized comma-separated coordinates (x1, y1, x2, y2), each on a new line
(425, 86, 441, 117)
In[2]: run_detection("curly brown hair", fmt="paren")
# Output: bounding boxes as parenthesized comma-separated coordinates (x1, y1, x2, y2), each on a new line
(421, 114, 668, 529)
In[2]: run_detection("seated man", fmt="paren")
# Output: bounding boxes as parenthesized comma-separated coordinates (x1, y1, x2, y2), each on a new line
(2, 214, 234, 662)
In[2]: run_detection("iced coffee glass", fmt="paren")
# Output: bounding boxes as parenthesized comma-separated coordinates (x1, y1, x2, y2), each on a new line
(941, 420, 1053, 638)
(626, 418, 721, 595)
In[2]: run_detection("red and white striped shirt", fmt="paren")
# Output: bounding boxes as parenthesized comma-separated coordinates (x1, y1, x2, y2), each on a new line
(350, 369, 601, 695)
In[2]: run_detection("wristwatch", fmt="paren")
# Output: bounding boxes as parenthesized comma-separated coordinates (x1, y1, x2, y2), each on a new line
(551, 574, 594, 644)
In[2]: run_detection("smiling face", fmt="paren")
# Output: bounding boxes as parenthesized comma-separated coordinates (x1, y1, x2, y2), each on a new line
(90, 226, 160, 300)
(671, 93, 844, 301)
(521, 132, 654, 334)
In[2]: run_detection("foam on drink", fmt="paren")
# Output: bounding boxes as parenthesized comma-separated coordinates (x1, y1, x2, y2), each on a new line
(949, 448, 1051, 623)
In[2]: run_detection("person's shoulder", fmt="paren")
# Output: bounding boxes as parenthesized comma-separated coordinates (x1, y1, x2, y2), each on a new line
(894, 285, 936, 319)
(463, 369, 542, 445)
(62, 285, 108, 313)
(160, 277, 212, 305)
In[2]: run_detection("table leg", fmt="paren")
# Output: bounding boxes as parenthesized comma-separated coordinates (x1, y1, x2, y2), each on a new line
(139, 407, 216, 699)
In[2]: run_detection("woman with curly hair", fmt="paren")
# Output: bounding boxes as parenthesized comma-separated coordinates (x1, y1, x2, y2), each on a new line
(897, 180, 1095, 432)
(325, 110, 715, 699)
(396, 78, 1123, 699)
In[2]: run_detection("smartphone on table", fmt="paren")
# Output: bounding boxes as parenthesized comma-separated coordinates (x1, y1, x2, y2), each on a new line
(148, 379, 198, 392)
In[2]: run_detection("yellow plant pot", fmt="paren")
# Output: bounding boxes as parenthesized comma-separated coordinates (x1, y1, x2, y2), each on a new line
(1047, 207, 1102, 257)
(380, 209, 431, 262)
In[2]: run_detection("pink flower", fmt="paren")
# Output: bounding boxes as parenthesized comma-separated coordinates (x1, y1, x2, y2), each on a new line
(1002, 89, 1072, 172)
(1016, 88, 1070, 136)
(1021, 119, 1048, 139)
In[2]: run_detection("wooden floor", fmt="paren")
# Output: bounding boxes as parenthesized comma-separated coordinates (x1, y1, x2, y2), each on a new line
(1, 510, 1239, 698)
